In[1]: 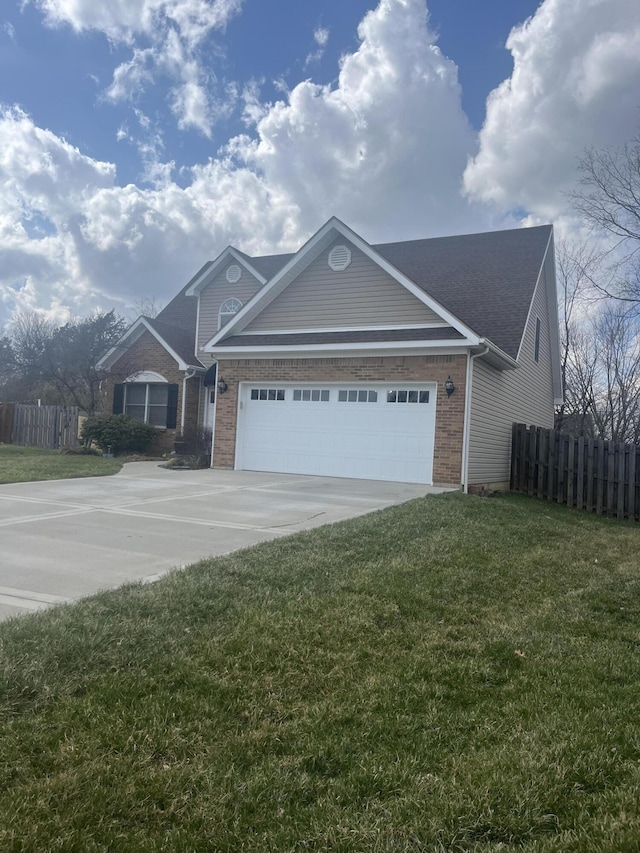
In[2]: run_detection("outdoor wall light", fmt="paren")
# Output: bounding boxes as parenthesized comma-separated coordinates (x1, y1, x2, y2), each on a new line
(217, 379, 228, 395)
(444, 376, 455, 397)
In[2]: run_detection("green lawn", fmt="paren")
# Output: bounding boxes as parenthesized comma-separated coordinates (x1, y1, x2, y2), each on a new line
(0, 444, 122, 484)
(0, 492, 638, 851)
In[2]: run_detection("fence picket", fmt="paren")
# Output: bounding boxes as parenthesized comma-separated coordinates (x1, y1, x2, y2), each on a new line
(11, 405, 79, 449)
(511, 423, 639, 522)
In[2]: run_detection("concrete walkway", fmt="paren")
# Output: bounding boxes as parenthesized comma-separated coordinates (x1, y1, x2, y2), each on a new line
(0, 463, 447, 621)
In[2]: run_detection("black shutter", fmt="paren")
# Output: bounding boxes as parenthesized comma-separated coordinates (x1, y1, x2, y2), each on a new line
(166, 384, 179, 429)
(113, 384, 124, 414)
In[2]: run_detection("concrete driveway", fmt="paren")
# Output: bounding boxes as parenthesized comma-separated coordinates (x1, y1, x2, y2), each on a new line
(0, 462, 445, 621)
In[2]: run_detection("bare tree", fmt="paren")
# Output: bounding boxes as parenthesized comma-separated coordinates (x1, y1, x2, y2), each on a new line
(130, 296, 164, 320)
(569, 133, 640, 301)
(7, 310, 127, 413)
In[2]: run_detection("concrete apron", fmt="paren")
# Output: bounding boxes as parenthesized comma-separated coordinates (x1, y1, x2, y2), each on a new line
(0, 462, 452, 622)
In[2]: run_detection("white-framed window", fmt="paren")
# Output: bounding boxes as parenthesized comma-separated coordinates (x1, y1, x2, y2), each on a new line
(219, 297, 243, 328)
(387, 389, 430, 404)
(124, 383, 169, 426)
(293, 388, 330, 402)
(250, 388, 286, 401)
(338, 389, 378, 403)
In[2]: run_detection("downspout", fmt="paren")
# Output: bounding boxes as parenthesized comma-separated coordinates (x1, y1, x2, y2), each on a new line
(461, 345, 489, 493)
(180, 368, 198, 434)
(209, 361, 218, 469)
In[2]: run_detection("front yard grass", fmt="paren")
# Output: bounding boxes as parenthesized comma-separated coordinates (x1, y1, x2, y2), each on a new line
(0, 492, 638, 851)
(0, 444, 122, 484)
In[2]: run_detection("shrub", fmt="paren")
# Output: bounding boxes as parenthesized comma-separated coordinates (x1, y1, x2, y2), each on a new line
(176, 426, 212, 469)
(81, 414, 158, 455)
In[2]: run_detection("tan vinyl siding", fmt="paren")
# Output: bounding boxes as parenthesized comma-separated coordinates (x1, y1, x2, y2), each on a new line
(197, 267, 263, 350)
(245, 240, 446, 332)
(468, 268, 555, 486)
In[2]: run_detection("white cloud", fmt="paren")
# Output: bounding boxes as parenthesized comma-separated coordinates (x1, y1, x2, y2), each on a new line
(305, 25, 330, 66)
(35, 0, 244, 137)
(2, 0, 481, 327)
(32, 0, 242, 46)
(6, 0, 639, 330)
(463, 0, 640, 220)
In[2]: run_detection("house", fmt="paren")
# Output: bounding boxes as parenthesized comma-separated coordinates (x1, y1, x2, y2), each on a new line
(98, 217, 562, 490)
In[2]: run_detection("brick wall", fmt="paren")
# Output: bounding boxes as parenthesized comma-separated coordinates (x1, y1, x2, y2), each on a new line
(102, 331, 200, 454)
(213, 354, 466, 484)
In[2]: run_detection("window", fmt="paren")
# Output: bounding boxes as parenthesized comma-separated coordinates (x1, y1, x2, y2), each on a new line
(219, 297, 243, 328)
(338, 389, 378, 403)
(124, 383, 169, 426)
(293, 389, 330, 402)
(387, 389, 429, 404)
(250, 388, 285, 401)
(534, 318, 541, 363)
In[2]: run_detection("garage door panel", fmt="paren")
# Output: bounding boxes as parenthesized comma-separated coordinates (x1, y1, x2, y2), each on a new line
(237, 384, 435, 484)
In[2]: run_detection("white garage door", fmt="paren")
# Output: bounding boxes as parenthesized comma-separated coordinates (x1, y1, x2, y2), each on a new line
(235, 383, 437, 484)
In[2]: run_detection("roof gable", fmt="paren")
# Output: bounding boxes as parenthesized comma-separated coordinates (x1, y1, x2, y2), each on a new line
(185, 247, 266, 297)
(204, 217, 480, 351)
(243, 236, 448, 334)
(97, 315, 203, 371)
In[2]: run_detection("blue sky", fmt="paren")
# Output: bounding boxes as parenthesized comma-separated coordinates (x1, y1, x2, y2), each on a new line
(0, 0, 639, 326)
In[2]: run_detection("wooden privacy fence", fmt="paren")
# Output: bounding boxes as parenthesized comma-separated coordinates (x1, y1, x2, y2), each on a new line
(0, 403, 15, 443)
(11, 404, 80, 450)
(511, 423, 640, 521)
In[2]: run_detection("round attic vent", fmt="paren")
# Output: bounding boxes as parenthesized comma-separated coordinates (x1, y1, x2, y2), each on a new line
(328, 244, 351, 271)
(226, 264, 241, 283)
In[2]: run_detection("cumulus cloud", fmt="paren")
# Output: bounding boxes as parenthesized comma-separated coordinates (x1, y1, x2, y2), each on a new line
(5, 0, 640, 329)
(1, 0, 480, 326)
(463, 0, 640, 220)
(32, 0, 242, 46)
(34, 0, 243, 137)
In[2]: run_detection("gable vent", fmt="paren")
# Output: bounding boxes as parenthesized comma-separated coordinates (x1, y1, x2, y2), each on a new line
(328, 244, 351, 271)
(226, 264, 242, 283)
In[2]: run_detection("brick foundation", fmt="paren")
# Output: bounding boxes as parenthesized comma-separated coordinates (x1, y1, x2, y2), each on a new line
(213, 354, 466, 484)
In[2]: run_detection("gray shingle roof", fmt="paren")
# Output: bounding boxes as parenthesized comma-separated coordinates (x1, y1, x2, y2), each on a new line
(217, 327, 465, 348)
(144, 225, 552, 363)
(374, 225, 552, 359)
(144, 316, 203, 368)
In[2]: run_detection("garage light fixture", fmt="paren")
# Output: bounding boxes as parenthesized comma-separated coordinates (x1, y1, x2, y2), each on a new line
(444, 376, 455, 397)
(217, 379, 228, 395)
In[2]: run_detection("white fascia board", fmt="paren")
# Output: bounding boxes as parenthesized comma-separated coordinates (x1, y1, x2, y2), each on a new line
(204, 216, 481, 352)
(185, 248, 266, 297)
(513, 228, 563, 397)
(209, 339, 474, 358)
(477, 338, 518, 370)
(214, 347, 467, 361)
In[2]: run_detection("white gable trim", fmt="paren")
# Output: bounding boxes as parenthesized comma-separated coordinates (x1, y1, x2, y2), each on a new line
(515, 228, 563, 403)
(185, 247, 266, 296)
(202, 217, 481, 352)
(97, 316, 201, 372)
(211, 342, 473, 360)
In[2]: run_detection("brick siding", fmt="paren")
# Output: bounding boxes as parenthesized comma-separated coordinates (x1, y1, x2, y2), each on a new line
(102, 331, 201, 454)
(213, 354, 466, 484)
